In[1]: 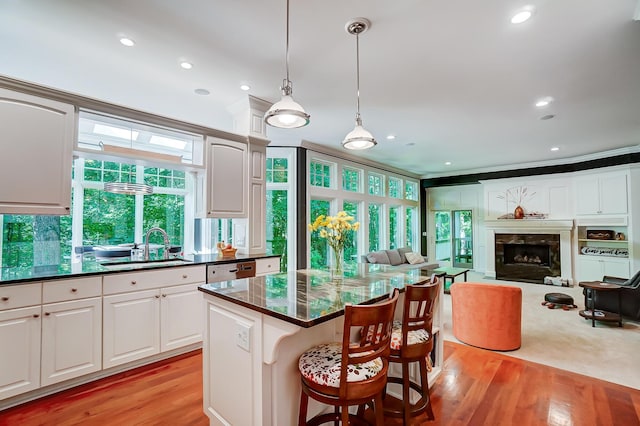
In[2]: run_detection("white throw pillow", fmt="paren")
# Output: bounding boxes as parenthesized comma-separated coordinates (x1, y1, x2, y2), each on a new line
(405, 252, 425, 265)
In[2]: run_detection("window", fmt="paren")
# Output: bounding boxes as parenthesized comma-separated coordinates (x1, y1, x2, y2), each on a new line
(368, 203, 382, 252)
(267, 157, 288, 183)
(368, 173, 384, 196)
(405, 181, 419, 201)
(77, 110, 202, 165)
(144, 167, 186, 189)
(342, 201, 360, 265)
(389, 177, 402, 199)
(389, 206, 399, 249)
(266, 150, 295, 271)
(266, 189, 289, 268)
(309, 161, 332, 188)
(309, 199, 331, 269)
(406, 207, 416, 249)
(342, 167, 361, 192)
(82, 189, 135, 245)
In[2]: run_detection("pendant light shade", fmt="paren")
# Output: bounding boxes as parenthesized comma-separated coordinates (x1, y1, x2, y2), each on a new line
(264, 80, 310, 128)
(342, 18, 376, 150)
(264, 0, 310, 129)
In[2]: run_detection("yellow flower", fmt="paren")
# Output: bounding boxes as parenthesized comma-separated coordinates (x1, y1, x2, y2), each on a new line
(309, 210, 359, 255)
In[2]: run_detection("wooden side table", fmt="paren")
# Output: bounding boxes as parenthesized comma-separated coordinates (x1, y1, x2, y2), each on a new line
(578, 281, 623, 327)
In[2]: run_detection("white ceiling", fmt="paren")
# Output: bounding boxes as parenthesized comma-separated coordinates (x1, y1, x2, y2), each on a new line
(1, 0, 639, 177)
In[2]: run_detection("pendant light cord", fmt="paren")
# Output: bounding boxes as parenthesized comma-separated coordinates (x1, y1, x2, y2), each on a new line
(284, 0, 291, 90)
(355, 31, 361, 122)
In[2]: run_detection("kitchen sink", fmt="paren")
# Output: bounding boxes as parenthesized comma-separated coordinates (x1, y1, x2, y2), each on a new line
(99, 258, 193, 270)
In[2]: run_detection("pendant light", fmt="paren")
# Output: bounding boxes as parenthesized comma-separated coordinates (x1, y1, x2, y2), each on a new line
(342, 18, 376, 150)
(264, 0, 310, 129)
(104, 164, 153, 195)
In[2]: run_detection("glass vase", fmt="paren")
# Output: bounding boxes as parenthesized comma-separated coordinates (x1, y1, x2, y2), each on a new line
(331, 246, 344, 279)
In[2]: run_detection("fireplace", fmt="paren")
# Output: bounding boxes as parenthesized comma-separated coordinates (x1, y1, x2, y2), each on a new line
(495, 233, 561, 284)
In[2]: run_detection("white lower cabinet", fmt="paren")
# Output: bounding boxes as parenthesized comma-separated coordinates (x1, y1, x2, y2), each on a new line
(160, 284, 203, 352)
(103, 289, 161, 369)
(41, 297, 102, 386)
(576, 256, 630, 282)
(102, 266, 205, 369)
(0, 306, 41, 400)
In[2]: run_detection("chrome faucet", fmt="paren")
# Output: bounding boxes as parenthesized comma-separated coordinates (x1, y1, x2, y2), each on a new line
(144, 227, 170, 260)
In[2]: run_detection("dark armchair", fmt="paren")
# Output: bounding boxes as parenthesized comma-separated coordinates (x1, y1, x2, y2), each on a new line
(584, 270, 640, 321)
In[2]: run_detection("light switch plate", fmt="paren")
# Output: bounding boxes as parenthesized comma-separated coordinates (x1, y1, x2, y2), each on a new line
(236, 322, 251, 352)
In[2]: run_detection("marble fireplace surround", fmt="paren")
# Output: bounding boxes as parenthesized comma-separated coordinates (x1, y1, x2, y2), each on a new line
(485, 220, 575, 284)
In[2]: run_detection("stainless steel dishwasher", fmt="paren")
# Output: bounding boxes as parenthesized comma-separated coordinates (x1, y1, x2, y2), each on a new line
(207, 260, 256, 283)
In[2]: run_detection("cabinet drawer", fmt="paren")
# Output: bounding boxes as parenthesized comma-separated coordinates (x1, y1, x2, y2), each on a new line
(0, 282, 42, 310)
(43, 276, 102, 303)
(103, 265, 205, 295)
(255, 257, 280, 276)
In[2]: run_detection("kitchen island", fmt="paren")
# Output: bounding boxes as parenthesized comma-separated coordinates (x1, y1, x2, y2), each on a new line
(198, 264, 443, 426)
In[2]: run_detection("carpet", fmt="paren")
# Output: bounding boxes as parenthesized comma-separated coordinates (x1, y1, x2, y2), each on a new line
(441, 271, 640, 390)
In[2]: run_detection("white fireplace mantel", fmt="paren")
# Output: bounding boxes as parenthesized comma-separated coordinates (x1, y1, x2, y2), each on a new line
(485, 219, 575, 283)
(485, 219, 575, 232)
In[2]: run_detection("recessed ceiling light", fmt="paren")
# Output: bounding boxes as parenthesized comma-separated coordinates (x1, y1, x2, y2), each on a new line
(386, 135, 396, 140)
(194, 88, 210, 96)
(240, 84, 250, 91)
(445, 161, 452, 166)
(535, 96, 554, 108)
(119, 37, 135, 47)
(540, 114, 555, 120)
(511, 6, 535, 24)
(180, 61, 193, 70)
(550, 147, 560, 151)
(406, 142, 415, 146)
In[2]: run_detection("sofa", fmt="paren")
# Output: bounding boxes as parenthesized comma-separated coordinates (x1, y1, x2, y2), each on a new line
(361, 247, 439, 271)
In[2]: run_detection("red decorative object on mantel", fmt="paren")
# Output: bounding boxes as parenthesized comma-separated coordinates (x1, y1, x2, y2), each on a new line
(514, 205, 525, 219)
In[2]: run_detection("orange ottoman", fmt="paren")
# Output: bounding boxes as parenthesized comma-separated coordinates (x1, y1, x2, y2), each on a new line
(450, 282, 522, 351)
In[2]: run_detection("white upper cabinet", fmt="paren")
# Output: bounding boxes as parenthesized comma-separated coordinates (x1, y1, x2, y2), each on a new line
(201, 136, 248, 218)
(575, 172, 628, 215)
(0, 88, 75, 215)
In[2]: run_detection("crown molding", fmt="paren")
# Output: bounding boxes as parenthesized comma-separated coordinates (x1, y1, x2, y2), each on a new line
(421, 145, 640, 180)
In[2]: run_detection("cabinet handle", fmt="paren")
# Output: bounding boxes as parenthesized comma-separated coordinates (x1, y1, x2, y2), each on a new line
(131, 281, 137, 285)
(182, 274, 188, 279)
(65, 207, 70, 211)
(71, 288, 77, 293)
(1, 297, 8, 302)
(45, 312, 50, 316)
(162, 294, 167, 298)
(155, 295, 160, 299)
(33, 314, 39, 318)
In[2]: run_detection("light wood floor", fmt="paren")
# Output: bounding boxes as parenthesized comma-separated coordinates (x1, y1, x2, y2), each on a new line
(2, 342, 639, 426)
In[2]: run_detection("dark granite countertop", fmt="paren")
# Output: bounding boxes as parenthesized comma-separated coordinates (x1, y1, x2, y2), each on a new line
(198, 264, 435, 328)
(0, 253, 280, 285)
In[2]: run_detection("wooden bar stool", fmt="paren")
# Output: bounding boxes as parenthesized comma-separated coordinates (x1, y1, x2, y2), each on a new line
(298, 289, 399, 425)
(384, 280, 440, 424)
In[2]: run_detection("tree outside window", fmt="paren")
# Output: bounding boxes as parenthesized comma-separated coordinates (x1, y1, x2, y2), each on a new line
(389, 177, 402, 199)
(389, 206, 399, 249)
(368, 173, 384, 196)
(309, 199, 330, 269)
(406, 207, 415, 249)
(342, 167, 360, 192)
(343, 201, 359, 265)
(310, 161, 331, 188)
(368, 203, 381, 252)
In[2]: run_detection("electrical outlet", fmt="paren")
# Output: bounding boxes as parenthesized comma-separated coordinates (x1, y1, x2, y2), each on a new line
(236, 322, 251, 352)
